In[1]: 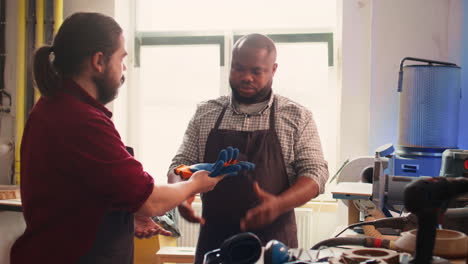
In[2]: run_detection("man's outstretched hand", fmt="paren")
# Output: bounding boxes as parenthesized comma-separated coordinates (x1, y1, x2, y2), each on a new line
(177, 195, 205, 224)
(240, 182, 281, 231)
(134, 215, 172, 239)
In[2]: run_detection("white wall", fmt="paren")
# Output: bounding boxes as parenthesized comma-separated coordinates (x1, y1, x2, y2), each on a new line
(339, 0, 372, 163)
(64, 0, 115, 17)
(113, 0, 136, 147)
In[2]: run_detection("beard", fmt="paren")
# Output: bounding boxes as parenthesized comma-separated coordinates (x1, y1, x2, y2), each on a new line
(92, 70, 125, 105)
(230, 79, 273, 104)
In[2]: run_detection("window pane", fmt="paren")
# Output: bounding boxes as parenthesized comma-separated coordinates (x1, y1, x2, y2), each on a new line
(274, 43, 337, 174)
(140, 45, 221, 104)
(136, 0, 336, 31)
(139, 45, 220, 183)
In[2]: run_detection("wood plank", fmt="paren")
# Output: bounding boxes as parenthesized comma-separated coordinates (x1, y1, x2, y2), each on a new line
(0, 185, 20, 200)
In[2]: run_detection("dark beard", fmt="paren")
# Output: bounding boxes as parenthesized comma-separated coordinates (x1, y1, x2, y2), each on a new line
(92, 72, 124, 105)
(230, 80, 273, 104)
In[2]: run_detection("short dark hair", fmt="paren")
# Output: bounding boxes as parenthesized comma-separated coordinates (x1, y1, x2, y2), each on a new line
(33, 12, 123, 97)
(232, 33, 277, 60)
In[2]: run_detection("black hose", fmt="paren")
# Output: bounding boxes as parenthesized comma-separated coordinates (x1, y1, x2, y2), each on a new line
(334, 214, 418, 238)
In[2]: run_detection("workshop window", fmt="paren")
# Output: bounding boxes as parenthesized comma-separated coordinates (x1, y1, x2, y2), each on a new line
(130, 0, 339, 190)
(138, 44, 221, 180)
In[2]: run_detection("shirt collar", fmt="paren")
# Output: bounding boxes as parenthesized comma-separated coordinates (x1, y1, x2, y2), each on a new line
(63, 79, 113, 118)
(229, 92, 275, 115)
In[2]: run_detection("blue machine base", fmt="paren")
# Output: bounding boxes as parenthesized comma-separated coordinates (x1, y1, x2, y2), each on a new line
(391, 155, 441, 177)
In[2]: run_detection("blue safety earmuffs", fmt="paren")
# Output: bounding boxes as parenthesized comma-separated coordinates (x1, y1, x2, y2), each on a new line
(264, 240, 290, 264)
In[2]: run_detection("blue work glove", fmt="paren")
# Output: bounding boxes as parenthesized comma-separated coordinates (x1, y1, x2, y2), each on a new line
(174, 146, 255, 178)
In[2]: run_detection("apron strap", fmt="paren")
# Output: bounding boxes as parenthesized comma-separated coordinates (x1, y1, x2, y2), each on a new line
(214, 104, 228, 129)
(269, 97, 276, 131)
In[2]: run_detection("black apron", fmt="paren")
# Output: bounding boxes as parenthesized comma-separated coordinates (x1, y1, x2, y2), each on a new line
(195, 99, 297, 264)
(77, 211, 134, 264)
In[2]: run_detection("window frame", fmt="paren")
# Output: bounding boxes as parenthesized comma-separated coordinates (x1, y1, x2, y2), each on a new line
(134, 31, 334, 67)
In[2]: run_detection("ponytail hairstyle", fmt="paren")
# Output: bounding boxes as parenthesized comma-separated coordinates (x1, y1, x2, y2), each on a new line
(33, 45, 59, 97)
(33, 12, 122, 97)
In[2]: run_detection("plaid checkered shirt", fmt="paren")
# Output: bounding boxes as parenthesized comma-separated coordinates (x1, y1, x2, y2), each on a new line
(168, 93, 329, 193)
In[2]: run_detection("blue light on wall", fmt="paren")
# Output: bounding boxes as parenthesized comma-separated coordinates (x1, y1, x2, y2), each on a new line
(460, 0, 468, 149)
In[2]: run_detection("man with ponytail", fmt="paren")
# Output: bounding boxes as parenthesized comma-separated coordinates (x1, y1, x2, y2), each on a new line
(10, 12, 227, 264)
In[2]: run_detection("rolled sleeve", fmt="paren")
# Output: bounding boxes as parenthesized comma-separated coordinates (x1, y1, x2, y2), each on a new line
(293, 112, 329, 194)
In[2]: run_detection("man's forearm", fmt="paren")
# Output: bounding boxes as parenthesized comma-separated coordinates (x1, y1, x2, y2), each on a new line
(137, 181, 197, 217)
(276, 176, 319, 215)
